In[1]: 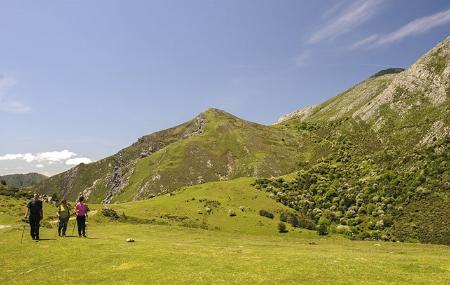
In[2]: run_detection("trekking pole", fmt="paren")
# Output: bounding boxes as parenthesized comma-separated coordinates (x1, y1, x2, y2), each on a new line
(71, 218, 76, 236)
(20, 224, 25, 244)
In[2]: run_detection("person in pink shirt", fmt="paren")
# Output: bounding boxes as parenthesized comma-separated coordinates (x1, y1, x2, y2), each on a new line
(75, 196, 89, 237)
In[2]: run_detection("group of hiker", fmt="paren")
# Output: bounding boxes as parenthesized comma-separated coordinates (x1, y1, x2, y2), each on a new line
(24, 193, 90, 240)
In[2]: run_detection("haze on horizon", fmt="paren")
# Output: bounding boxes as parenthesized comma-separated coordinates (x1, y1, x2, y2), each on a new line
(1, 0, 449, 176)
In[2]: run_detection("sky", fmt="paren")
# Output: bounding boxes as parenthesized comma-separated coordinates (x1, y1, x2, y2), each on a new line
(0, 0, 449, 176)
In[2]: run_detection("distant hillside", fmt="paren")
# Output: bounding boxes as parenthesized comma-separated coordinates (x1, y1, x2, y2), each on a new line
(370, 67, 405, 78)
(0, 173, 47, 188)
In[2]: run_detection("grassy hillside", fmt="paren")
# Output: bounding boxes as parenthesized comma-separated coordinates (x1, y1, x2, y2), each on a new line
(107, 178, 301, 235)
(279, 36, 450, 152)
(0, 173, 47, 188)
(37, 109, 325, 203)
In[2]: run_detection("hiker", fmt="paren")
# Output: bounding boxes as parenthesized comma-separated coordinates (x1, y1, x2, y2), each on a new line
(57, 199, 70, 237)
(75, 196, 89, 237)
(24, 193, 43, 240)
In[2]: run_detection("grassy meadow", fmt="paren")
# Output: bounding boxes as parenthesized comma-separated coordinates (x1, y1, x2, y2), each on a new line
(1, 179, 449, 284)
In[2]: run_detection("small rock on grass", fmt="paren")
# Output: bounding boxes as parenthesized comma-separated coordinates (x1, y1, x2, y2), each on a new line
(126, 238, 135, 242)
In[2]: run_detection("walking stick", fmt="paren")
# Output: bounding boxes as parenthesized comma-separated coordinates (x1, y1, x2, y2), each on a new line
(71, 218, 76, 236)
(21, 224, 25, 244)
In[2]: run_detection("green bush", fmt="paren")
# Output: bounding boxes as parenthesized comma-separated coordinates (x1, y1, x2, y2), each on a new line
(297, 217, 316, 230)
(278, 222, 288, 233)
(317, 224, 328, 236)
(259, 210, 274, 219)
(317, 217, 330, 236)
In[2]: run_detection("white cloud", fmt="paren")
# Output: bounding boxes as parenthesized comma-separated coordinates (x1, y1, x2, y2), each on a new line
(0, 75, 31, 113)
(349, 34, 379, 49)
(0, 150, 76, 163)
(36, 164, 44, 168)
(377, 8, 450, 45)
(65, 157, 92, 165)
(352, 8, 450, 48)
(308, 0, 384, 44)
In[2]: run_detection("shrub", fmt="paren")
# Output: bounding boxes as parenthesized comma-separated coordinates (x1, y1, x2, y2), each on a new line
(102, 208, 119, 220)
(259, 210, 274, 219)
(317, 217, 330, 236)
(280, 211, 300, 227)
(298, 217, 316, 230)
(335, 224, 351, 235)
(278, 222, 288, 233)
(317, 224, 328, 235)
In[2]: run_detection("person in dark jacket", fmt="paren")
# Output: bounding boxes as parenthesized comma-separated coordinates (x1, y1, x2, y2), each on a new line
(24, 193, 43, 240)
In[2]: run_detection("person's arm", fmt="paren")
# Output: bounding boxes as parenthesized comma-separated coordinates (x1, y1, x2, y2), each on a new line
(40, 202, 43, 220)
(24, 207, 29, 219)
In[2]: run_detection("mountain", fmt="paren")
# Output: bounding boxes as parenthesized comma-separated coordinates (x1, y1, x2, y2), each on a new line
(278, 36, 450, 151)
(0, 173, 47, 188)
(37, 108, 330, 203)
(264, 36, 450, 244)
(35, 36, 449, 244)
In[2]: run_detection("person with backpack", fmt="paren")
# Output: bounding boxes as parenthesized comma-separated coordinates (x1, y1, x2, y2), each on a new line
(75, 196, 89, 237)
(57, 199, 70, 237)
(24, 193, 43, 241)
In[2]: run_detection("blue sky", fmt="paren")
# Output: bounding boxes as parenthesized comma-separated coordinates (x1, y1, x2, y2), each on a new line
(1, 0, 449, 176)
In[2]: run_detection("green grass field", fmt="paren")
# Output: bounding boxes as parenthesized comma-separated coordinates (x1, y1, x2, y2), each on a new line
(1, 179, 449, 284)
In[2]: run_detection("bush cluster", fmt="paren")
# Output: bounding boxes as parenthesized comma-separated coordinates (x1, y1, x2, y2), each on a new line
(254, 137, 450, 241)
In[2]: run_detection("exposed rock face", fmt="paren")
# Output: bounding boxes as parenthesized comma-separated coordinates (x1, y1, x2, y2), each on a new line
(277, 105, 317, 123)
(355, 37, 450, 121)
(59, 166, 79, 200)
(102, 166, 122, 204)
(183, 115, 206, 138)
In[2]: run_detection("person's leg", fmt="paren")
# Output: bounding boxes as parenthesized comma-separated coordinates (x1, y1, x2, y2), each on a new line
(62, 219, 68, 236)
(81, 216, 86, 237)
(35, 219, 40, 240)
(29, 217, 35, 239)
(58, 219, 62, 236)
(77, 216, 82, 237)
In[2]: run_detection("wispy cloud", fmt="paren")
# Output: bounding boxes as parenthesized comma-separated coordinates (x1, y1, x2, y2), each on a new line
(378, 8, 450, 45)
(349, 34, 379, 49)
(352, 8, 450, 48)
(308, 0, 384, 44)
(0, 150, 93, 166)
(0, 75, 31, 113)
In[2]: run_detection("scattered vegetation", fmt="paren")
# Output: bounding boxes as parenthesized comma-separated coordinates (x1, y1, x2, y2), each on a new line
(254, 137, 450, 244)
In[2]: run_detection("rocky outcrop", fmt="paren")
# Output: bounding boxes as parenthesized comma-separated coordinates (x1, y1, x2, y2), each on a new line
(277, 105, 317, 123)
(354, 36, 450, 121)
(183, 115, 206, 138)
(102, 166, 122, 204)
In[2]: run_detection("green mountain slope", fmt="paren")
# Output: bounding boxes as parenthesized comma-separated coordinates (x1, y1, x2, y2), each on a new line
(278, 36, 450, 151)
(266, 36, 450, 244)
(0, 173, 47, 188)
(38, 109, 326, 203)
